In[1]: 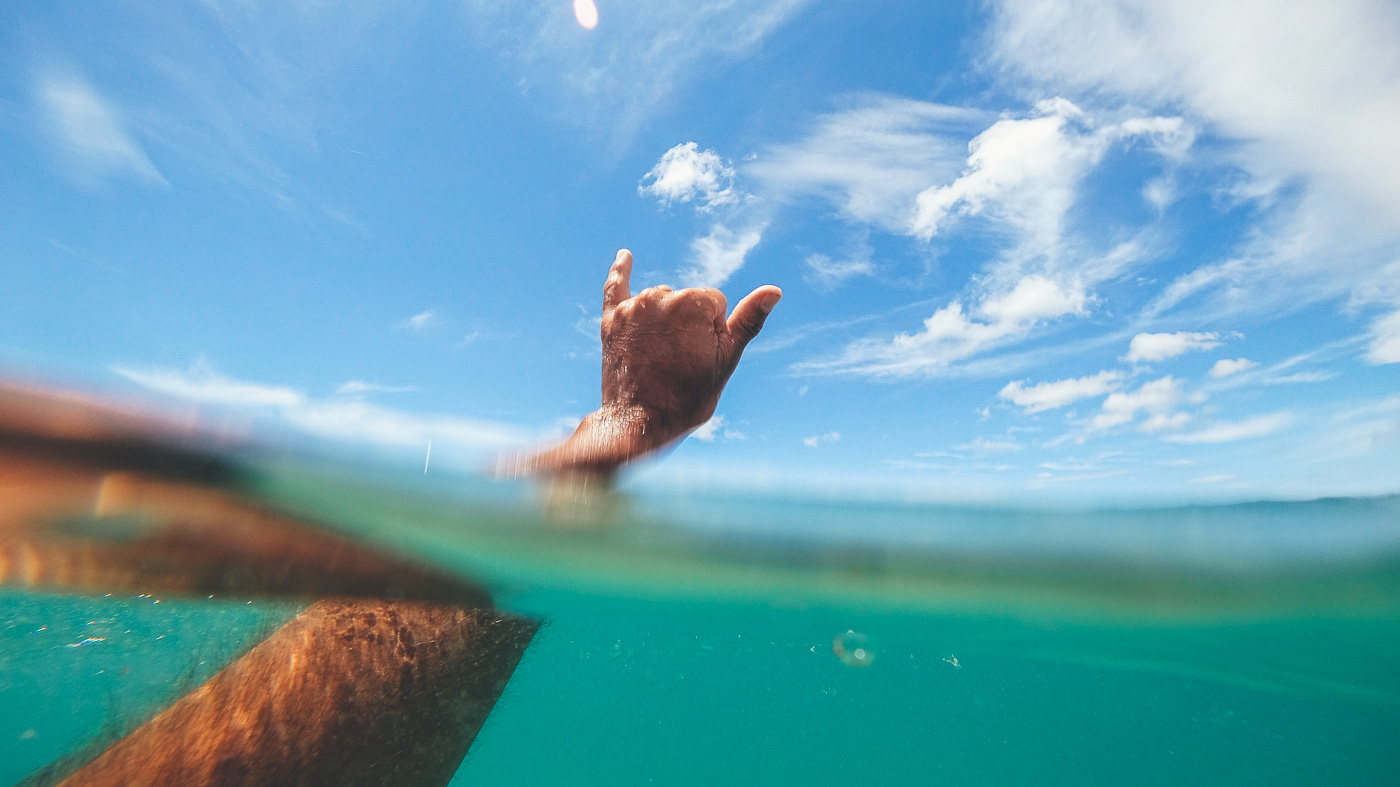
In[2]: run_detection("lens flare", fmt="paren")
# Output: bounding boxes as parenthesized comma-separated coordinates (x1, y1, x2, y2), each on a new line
(573, 0, 598, 30)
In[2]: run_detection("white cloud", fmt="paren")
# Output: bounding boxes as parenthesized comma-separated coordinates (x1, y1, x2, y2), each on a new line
(400, 310, 438, 331)
(1365, 309, 1400, 364)
(795, 275, 1087, 377)
(1209, 358, 1258, 377)
(113, 362, 527, 459)
(640, 142, 738, 210)
(910, 98, 1190, 274)
(912, 98, 1087, 243)
(681, 223, 766, 287)
(804, 252, 875, 290)
(1124, 331, 1221, 362)
(999, 370, 1120, 413)
(803, 431, 840, 447)
(1327, 396, 1400, 455)
(36, 72, 166, 187)
(1089, 375, 1187, 432)
(113, 364, 303, 408)
(336, 380, 418, 395)
(1029, 469, 1130, 488)
(1263, 372, 1335, 385)
(987, 0, 1400, 227)
(280, 400, 522, 453)
(1143, 193, 1398, 322)
(1165, 412, 1295, 443)
(955, 436, 1023, 453)
(747, 95, 982, 233)
(779, 98, 1187, 379)
(690, 414, 723, 442)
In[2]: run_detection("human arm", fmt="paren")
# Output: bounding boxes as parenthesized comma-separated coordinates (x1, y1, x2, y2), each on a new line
(513, 249, 781, 479)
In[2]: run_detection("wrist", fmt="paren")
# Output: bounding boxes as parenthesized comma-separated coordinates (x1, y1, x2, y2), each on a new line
(524, 403, 688, 478)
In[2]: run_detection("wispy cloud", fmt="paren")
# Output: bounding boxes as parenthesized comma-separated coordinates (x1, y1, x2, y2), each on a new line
(747, 95, 983, 233)
(1209, 358, 1258, 378)
(1326, 396, 1400, 455)
(36, 71, 166, 187)
(955, 436, 1023, 453)
(1365, 309, 1400, 364)
(464, 0, 811, 138)
(999, 370, 1120, 413)
(113, 363, 302, 408)
(113, 362, 527, 459)
(804, 250, 875, 291)
(1165, 412, 1295, 444)
(794, 275, 1087, 377)
(1188, 474, 1237, 484)
(681, 223, 767, 287)
(803, 431, 840, 447)
(1123, 331, 1221, 363)
(1029, 469, 1129, 488)
(399, 310, 439, 332)
(335, 380, 418, 395)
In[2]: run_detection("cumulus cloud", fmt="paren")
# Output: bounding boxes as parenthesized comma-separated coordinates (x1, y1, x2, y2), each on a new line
(986, 0, 1400, 227)
(680, 223, 766, 287)
(36, 72, 166, 187)
(999, 370, 1120, 413)
(1165, 412, 1295, 443)
(989, 1, 1400, 335)
(780, 98, 1189, 378)
(1365, 309, 1400, 364)
(1209, 358, 1259, 377)
(910, 98, 1189, 265)
(113, 363, 527, 460)
(639, 142, 738, 210)
(1089, 375, 1188, 433)
(795, 275, 1088, 377)
(690, 414, 724, 441)
(1124, 331, 1221, 362)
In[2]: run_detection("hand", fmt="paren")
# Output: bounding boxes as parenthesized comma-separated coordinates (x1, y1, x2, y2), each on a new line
(517, 249, 781, 478)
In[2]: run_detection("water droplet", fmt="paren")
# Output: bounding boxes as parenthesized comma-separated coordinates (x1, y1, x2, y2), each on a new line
(832, 629, 875, 667)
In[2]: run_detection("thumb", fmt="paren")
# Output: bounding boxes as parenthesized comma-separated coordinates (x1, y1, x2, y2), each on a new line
(726, 285, 782, 353)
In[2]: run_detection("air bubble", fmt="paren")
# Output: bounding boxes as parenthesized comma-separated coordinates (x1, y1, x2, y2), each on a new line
(832, 629, 875, 668)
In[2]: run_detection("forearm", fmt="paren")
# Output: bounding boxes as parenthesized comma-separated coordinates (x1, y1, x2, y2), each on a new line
(520, 403, 693, 478)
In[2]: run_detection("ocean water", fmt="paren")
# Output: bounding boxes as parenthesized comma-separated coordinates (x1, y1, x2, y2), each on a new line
(2, 460, 1398, 785)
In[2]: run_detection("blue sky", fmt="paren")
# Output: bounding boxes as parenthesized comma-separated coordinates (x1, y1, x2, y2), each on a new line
(2, 0, 1398, 504)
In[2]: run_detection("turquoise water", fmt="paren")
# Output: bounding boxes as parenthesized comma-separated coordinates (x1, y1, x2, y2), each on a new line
(3, 461, 1398, 784)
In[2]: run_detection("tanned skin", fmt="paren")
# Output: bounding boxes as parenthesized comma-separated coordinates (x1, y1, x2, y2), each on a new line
(520, 249, 781, 477)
